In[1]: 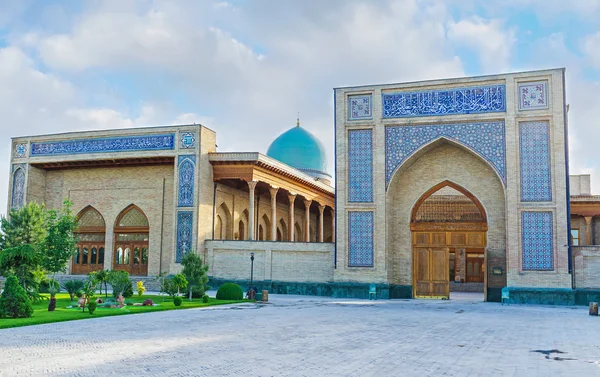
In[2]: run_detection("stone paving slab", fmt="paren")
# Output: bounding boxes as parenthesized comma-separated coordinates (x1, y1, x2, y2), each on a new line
(0, 292, 598, 376)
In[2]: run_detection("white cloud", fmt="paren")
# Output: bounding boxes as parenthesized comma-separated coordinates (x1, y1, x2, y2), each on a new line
(582, 31, 600, 68)
(447, 16, 515, 73)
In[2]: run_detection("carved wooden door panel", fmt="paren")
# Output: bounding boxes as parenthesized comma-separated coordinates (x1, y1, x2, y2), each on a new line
(413, 247, 449, 299)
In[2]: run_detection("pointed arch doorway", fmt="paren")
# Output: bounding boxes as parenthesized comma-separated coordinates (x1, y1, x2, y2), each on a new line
(411, 181, 487, 299)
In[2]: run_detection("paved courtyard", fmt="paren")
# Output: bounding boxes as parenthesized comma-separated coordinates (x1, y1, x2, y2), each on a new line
(0, 292, 599, 376)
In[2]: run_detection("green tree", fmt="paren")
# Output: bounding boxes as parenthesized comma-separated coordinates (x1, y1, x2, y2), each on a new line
(181, 253, 209, 301)
(95, 269, 110, 298)
(0, 275, 33, 318)
(108, 270, 132, 298)
(40, 200, 78, 310)
(160, 274, 188, 298)
(0, 202, 46, 291)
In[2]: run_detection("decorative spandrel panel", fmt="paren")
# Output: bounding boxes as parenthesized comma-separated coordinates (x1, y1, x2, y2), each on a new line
(348, 211, 374, 267)
(521, 211, 554, 271)
(180, 132, 196, 149)
(15, 143, 27, 158)
(348, 129, 373, 202)
(178, 155, 196, 207)
(31, 134, 175, 156)
(519, 121, 552, 202)
(385, 121, 506, 187)
(11, 166, 26, 209)
(348, 94, 372, 121)
(382, 84, 505, 118)
(518, 81, 548, 111)
(176, 211, 194, 263)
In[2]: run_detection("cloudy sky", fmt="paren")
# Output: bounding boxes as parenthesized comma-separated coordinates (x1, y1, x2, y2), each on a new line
(2, 0, 600, 215)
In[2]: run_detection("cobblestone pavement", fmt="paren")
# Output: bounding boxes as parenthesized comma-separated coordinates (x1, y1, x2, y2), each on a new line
(0, 292, 599, 377)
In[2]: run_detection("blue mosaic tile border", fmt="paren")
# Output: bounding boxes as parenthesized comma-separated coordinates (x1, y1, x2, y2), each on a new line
(348, 95, 372, 120)
(348, 129, 373, 202)
(348, 211, 374, 267)
(382, 84, 506, 118)
(31, 134, 175, 156)
(385, 121, 506, 187)
(176, 211, 194, 262)
(519, 121, 552, 202)
(11, 164, 26, 209)
(178, 155, 196, 207)
(522, 211, 554, 271)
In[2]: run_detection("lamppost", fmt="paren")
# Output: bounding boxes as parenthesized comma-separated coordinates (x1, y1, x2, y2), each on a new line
(248, 252, 256, 299)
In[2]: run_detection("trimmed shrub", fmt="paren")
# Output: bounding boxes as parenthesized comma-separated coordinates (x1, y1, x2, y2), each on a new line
(0, 276, 33, 318)
(142, 299, 154, 306)
(216, 283, 243, 300)
(88, 301, 97, 315)
(123, 281, 134, 298)
(173, 296, 183, 306)
(202, 294, 209, 303)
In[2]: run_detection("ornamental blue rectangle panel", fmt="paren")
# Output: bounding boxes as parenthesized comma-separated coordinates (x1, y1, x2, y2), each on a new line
(348, 211, 374, 267)
(177, 155, 196, 207)
(348, 129, 373, 202)
(382, 84, 505, 118)
(11, 164, 26, 209)
(176, 211, 194, 262)
(348, 94, 372, 120)
(522, 211, 554, 271)
(385, 122, 506, 187)
(31, 134, 175, 156)
(519, 121, 552, 202)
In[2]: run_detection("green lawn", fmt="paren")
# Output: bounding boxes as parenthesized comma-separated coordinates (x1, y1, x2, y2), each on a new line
(0, 293, 249, 329)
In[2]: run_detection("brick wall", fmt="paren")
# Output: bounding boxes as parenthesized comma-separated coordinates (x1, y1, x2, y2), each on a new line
(573, 246, 600, 288)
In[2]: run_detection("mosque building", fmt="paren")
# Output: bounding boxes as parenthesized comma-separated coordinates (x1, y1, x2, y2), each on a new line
(6, 67, 600, 304)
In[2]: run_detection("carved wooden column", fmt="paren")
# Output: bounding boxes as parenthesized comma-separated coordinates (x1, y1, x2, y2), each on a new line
(318, 204, 325, 242)
(288, 193, 297, 241)
(304, 199, 312, 242)
(247, 181, 258, 241)
(585, 216, 593, 245)
(269, 186, 278, 241)
(330, 209, 335, 242)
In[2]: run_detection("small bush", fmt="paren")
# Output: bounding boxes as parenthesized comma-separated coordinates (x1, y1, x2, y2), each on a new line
(136, 281, 145, 297)
(0, 276, 33, 318)
(216, 283, 243, 300)
(142, 299, 154, 306)
(75, 290, 83, 299)
(88, 301, 97, 315)
(173, 296, 183, 306)
(125, 299, 134, 306)
(123, 281, 134, 298)
(191, 285, 207, 298)
(202, 294, 209, 303)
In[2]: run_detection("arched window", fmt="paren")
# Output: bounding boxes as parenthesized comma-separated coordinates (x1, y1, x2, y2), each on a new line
(215, 203, 232, 240)
(73, 206, 106, 275)
(114, 205, 149, 276)
(11, 168, 25, 209)
(294, 222, 302, 242)
(279, 218, 288, 241)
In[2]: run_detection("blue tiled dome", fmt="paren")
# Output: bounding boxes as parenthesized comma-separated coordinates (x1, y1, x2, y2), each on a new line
(266, 122, 330, 180)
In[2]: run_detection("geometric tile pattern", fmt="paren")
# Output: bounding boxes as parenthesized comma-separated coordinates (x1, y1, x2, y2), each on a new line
(15, 143, 27, 158)
(348, 95, 372, 121)
(176, 211, 194, 263)
(11, 166, 26, 209)
(348, 211, 374, 267)
(521, 211, 554, 271)
(178, 155, 196, 207)
(180, 132, 196, 149)
(382, 84, 506, 118)
(519, 121, 552, 202)
(348, 129, 373, 202)
(518, 81, 548, 111)
(385, 121, 506, 187)
(31, 134, 175, 156)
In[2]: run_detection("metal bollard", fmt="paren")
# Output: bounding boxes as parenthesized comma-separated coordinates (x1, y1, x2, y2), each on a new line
(590, 302, 598, 316)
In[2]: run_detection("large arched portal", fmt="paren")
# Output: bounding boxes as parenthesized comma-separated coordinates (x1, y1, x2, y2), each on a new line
(386, 140, 506, 301)
(411, 182, 487, 299)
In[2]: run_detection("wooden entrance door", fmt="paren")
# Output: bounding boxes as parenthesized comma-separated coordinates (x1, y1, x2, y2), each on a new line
(114, 242, 149, 276)
(72, 243, 105, 275)
(413, 247, 449, 298)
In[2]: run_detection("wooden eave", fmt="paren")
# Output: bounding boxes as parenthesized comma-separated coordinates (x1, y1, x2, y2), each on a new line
(570, 202, 600, 217)
(30, 156, 175, 170)
(211, 161, 334, 208)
